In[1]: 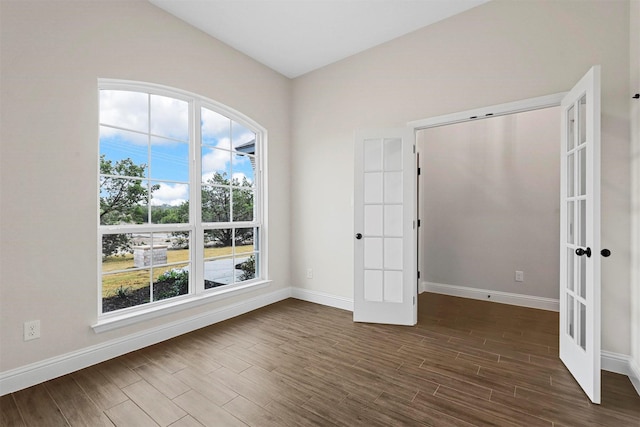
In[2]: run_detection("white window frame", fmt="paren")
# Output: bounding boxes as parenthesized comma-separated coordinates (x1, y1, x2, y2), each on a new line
(94, 79, 269, 332)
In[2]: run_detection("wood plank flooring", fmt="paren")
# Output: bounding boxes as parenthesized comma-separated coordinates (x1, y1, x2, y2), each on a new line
(2, 293, 639, 426)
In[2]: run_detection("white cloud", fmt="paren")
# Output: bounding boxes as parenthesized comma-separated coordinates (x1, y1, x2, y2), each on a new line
(100, 90, 189, 143)
(151, 183, 188, 206)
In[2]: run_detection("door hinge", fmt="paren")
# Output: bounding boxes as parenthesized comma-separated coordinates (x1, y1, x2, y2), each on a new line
(413, 144, 416, 154)
(413, 296, 416, 305)
(418, 167, 421, 175)
(418, 271, 421, 279)
(413, 220, 416, 229)
(418, 219, 421, 227)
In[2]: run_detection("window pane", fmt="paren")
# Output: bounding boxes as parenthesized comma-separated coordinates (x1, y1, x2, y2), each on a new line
(232, 153, 255, 186)
(202, 107, 230, 147)
(151, 188, 189, 224)
(235, 254, 256, 282)
(231, 121, 256, 150)
(100, 177, 149, 225)
(102, 269, 151, 313)
(232, 188, 254, 222)
(150, 94, 188, 142)
(202, 147, 231, 182)
(102, 233, 134, 266)
(100, 127, 148, 170)
(235, 227, 255, 250)
(100, 90, 148, 133)
(153, 264, 189, 301)
(204, 229, 233, 258)
(151, 138, 189, 182)
(202, 185, 230, 222)
(204, 256, 234, 288)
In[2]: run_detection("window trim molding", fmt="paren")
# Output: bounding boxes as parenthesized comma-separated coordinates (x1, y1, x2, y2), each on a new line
(97, 78, 269, 323)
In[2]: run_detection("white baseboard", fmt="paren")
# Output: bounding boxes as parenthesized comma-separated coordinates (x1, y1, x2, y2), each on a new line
(291, 287, 353, 312)
(421, 281, 559, 312)
(629, 358, 640, 397)
(0, 287, 291, 396)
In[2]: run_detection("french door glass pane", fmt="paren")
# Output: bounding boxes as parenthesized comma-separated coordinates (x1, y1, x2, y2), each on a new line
(384, 205, 402, 237)
(578, 200, 586, 247)
(364, 270, 383, 302)
(578, 147, 587, 196)
(578, 302, 587, 350)
(567, 295, 575, 338)
(567, 201, 574, 244)
(364, 172, 383, 203)
(363, 139, 382, 171)
(567, 247, 574, 292)
(383, 271, 403, 303)
(579, 255, 587, 299)
(567, 105, 575, 151)
(383, 138, 402, 170)
(578, 95, 587, 145)
(384, 172, 403, 203)
(567, 153, 575, 197)
(364, 237, 383, 269)
(364, 205, 383, 236)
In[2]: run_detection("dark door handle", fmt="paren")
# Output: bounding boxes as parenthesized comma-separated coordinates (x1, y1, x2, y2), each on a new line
(355, 233, 363, 240)
(601, 249, 611, 257)
(575, 247, 592, 257)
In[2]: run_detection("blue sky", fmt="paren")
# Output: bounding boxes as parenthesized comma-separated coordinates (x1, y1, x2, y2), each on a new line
(99, 90, 255, 206)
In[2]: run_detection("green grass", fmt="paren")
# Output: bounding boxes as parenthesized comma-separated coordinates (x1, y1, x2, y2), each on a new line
(102, 245, 254, 297)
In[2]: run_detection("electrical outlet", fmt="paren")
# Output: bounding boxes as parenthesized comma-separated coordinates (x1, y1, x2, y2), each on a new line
(306, 268, 313, 279)
(515, 271, 524, 282)
(24, 320, 40, 341)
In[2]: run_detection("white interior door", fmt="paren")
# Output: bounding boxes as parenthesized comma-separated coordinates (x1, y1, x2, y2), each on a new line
(559, 66, 602, 404)
(354, 128, 417, 325)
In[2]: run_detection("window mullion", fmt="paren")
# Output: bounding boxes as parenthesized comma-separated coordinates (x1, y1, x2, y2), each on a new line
(192, 101, 204, 293)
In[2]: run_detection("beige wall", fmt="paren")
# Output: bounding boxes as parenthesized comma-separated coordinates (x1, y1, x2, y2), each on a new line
(291, 0, 631, 354)
(0, 1, 291, 372)
(630, 0, 640, 377)
(418, 107, 560, 299)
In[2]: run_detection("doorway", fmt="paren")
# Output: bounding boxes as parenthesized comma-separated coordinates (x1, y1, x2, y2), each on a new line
(416, 106, 561, 308)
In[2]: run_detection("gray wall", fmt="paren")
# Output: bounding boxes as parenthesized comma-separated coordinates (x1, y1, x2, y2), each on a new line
(291, 0, 631, 355)
(418, 107, 560, 299)
(0, 1, 291, 373)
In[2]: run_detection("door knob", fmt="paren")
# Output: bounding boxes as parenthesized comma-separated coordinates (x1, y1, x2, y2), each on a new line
(355, 233, 363, 240)
(601, 249, 611, 257)
(575, 247, 592, 257)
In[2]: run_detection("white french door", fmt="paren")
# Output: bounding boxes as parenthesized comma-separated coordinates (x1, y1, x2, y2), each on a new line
(559, 66, 602, 404)
(353, 128, 417, 325)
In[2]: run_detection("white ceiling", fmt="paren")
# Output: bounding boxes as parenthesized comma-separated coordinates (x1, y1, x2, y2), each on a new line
(148, 0, 489, 78)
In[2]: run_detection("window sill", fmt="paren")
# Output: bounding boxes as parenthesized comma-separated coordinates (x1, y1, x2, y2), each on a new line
(92, 280, 272, 333)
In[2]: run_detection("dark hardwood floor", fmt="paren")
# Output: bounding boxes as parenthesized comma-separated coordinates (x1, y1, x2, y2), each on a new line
(2, 293, 639, 426)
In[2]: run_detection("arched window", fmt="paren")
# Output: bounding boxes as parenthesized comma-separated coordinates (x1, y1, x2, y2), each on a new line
(98, 80, 265, 317)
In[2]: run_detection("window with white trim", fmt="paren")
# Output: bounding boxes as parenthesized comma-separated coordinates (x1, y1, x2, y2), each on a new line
(99, 81, 264, 316)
